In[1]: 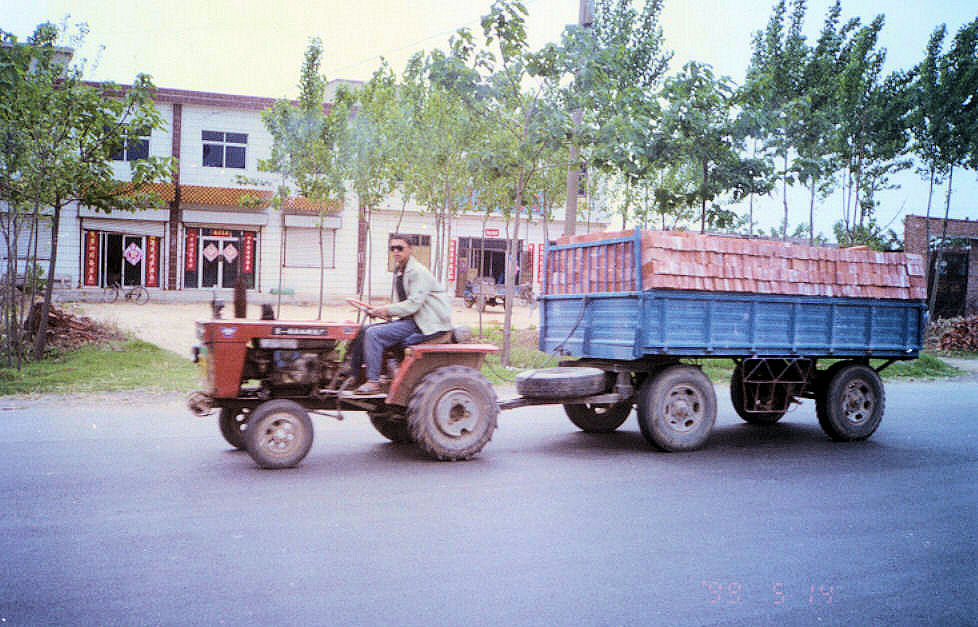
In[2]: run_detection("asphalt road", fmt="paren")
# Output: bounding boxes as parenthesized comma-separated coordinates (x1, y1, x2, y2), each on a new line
(1, 381, 975, 626)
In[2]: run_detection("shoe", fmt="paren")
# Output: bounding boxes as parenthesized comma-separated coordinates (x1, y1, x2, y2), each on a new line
(353, 380, 384, 395)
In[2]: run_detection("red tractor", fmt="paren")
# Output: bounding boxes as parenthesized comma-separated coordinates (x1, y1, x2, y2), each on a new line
(188, 299, 499, 469)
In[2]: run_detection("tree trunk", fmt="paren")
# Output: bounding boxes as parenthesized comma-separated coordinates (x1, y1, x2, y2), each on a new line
(317, 212, 325, 320)
(502, 173, 526, 368)
(33, 201, 61, 360)
(808, 180, 816, 245)
(924, 166, 934, 304)
(781, 152, 789, 239)
(928, 166, 954, 316)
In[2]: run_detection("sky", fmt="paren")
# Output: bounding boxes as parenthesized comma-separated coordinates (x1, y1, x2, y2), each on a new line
(2, 0, 977, 239)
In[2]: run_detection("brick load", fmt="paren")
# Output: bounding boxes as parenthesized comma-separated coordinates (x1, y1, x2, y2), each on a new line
(552, 229, 927, 300)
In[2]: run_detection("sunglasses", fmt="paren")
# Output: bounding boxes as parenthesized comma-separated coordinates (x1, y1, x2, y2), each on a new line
(389, 245, 405, 252)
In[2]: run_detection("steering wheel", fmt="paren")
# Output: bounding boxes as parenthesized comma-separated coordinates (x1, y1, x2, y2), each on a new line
(346, 298, 388, 320)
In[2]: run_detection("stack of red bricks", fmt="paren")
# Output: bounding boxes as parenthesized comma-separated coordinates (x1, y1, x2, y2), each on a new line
(555, 229, 927, 300)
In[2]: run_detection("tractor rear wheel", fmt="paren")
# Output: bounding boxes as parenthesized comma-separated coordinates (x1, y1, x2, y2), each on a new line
(407, 365, 498, 460)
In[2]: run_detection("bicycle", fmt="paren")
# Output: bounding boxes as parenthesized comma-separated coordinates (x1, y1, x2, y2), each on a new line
(102, 282, 150, 304)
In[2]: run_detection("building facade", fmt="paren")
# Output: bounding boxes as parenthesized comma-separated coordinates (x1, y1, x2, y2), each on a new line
(4, 85, 601, 301)
(904, 214, 978, 317)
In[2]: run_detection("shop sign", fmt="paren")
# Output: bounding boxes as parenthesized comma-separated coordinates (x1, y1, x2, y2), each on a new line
(84, 231, 99, 286)
(537, 244, 544, 286)
(448, 239, 457, 282)
(242, 232, 255, 273)
(484, 227, 500, 238)
(185, 229, 198, 271)
(145, 237, 159, 288)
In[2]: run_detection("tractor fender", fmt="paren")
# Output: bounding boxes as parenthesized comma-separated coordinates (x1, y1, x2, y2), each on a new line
(387, 344, 498, 407)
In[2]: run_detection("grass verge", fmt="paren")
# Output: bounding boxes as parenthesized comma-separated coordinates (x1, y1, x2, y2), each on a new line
(0, 340, 198, 396)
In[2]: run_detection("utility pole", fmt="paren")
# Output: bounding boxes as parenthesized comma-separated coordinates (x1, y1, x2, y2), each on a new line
(564, 0, 594, 237)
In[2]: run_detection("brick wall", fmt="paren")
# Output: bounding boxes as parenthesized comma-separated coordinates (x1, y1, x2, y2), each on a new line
(904, 215, 978, 313)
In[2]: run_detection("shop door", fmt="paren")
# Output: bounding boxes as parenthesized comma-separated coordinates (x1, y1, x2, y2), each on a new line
(200, 237, 240, 288)
(122, 236, 144, 287)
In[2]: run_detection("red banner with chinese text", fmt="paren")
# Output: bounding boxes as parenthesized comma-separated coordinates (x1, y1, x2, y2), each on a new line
(242, 232, 255, 274)
(537, 243, 544, 286)
(84, 231, 99, 286)
(447, 239, 457, 282)
(185, 229, 197, 271)
(527, 243, 535, 285)
(145, 237, 159, 287)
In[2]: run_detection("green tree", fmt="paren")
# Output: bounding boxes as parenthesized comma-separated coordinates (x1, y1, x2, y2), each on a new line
(256, 38, 347, 318)
(655, 62, 766, 233)
(0, 22, 173, 361)
(742, 0, 810, 239)
(553, 0, 672, 235)
(432, 0, 562, 365)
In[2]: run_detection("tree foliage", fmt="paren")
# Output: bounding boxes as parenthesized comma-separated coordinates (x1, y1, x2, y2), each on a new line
(0, 22, 172, 362)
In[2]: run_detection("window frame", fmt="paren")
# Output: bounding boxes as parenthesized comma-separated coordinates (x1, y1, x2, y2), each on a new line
(201, 130, 248, 169)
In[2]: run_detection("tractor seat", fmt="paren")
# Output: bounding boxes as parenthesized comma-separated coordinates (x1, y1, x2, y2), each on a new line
(404, 325, 472, 347)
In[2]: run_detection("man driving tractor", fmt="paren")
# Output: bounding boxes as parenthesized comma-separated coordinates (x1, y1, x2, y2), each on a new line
(347, 235, 453, 395)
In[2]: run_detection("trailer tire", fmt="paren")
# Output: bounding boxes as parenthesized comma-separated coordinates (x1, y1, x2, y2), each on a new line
(729, 364, 786, 424)
(637, 365, 716, 452)
(368, 411, 413, 443)
(515, 367, 608, 399)
(244, 400, 314, 469)
(218, 408, 248, 450)
(407, 366, 498, 461)
(816, 363, 884, 441)
(564, 402, 632, 433)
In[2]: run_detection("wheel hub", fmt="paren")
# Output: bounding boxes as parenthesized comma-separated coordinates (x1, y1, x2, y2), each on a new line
(663, 385, 703, 433)
(842, 380, 875, 425)
(260, 416, 299, 456)
(434, 389, 478, 437)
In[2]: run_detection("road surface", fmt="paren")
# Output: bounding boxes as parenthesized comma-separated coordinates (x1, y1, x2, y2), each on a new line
(0, 380, 975, 625)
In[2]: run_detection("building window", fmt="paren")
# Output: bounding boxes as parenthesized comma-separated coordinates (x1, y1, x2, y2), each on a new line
(202, 131, 247, 169)
(284, 227, 336, 268)
(110, 126, 150, 161)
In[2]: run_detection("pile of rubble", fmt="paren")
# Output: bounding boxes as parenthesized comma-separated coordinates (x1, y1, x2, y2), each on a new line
(937, 315, 978, 352)
(553, 229, 926, 300)
(25, 304, 124, 352)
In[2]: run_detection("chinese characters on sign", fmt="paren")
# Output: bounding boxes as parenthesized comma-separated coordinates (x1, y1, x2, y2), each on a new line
(185, 229, 198, 271)
(145, 237, 159, 287)
(448, 239, 457, 282)
(242, 232, 255, 274)
(84, 231, 99, 286)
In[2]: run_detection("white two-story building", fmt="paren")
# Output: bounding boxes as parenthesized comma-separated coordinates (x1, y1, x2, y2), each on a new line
(7, 83, 604, 301)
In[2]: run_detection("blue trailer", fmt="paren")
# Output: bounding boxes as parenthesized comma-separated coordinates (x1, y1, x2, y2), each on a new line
(510, 229, 927, 452)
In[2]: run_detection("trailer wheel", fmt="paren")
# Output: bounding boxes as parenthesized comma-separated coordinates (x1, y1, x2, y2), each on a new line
(816, 363, 884, 441)
(729, 364, 786, 425)
(563, 401, 632, 433)
(218, 408, 248, 450)
(515, 367, 608, 399)
(637, 365, 716, 452)
(244, 400, 314, 469)
(407, 366, 498, 461)
(368, 411, 413, 443)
